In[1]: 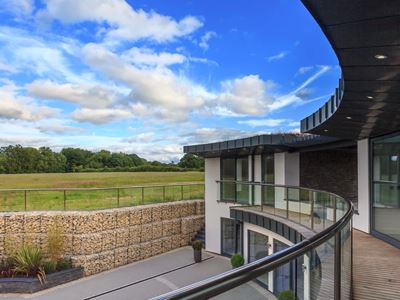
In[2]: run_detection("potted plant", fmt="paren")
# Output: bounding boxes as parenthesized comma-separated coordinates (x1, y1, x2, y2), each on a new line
(192, 240, 203, 263)
(230, 253, 244, 268)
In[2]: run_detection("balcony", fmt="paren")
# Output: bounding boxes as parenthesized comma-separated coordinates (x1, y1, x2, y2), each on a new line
(153, 181, 353, 299)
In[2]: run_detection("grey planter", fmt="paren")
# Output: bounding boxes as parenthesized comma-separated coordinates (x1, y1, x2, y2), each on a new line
(194, 249, 202, 263)
(0, 267, 84, 294)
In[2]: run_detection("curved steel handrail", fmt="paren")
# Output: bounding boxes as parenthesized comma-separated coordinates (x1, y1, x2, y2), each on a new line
(152, 181, 353, 300)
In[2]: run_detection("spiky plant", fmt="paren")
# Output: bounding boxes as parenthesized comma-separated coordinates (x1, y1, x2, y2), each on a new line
(12, 245, 46, 284)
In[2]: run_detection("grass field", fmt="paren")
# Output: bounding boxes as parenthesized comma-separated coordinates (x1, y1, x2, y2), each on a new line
(0, 172, 204, 212)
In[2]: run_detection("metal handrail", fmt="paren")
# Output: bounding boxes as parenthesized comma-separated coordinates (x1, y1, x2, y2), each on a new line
(152, 181, 353, 300)
(0, 182, 204, 192)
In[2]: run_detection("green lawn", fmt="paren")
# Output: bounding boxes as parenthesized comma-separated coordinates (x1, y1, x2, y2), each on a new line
(0, 172, 204, 212)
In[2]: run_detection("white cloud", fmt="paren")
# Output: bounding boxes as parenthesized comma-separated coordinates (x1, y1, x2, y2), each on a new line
(27, 80, 122, 109)
(72, 107, 132, 124)
(0, 81, 58, 121)
(266, 51, 288, 62)
(183, 127, 252, 144)
(122, 47, 186, 67)
(199, 31, 216, 50)
(296, 66, 314, 76)
(123, 132, 155, 143)
(37, 123, 85, 134)
(0, 0, 34, 17)
(269, 65, 331, 111)
(37, 0, 203, 43)
(0, 26, 82, 82)
(0, 61, 18, 73)
(238, 119, 287, 127)
(216, 75, 275, 115)
(83, 43, 208, 121)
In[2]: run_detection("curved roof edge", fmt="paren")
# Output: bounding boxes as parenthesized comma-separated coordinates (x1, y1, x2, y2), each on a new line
(300, 0, 400, 140)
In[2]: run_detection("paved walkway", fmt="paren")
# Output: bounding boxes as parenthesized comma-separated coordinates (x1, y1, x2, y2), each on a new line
(352, 230, 400, 300)
(2, 247, 275, 300)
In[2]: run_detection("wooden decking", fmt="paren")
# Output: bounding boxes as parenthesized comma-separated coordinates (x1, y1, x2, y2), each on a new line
(352, 230, 400, 300)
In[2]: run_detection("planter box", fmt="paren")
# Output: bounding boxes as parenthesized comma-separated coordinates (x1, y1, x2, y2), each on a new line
(0, 267, 84, 294)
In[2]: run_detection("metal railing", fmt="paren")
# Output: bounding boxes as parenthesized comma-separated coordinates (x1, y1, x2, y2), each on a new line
(152, 180, 353, 300)
(0, 183, 205, 212)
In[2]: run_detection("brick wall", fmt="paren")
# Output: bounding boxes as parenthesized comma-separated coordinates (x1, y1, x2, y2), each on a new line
(300, 149, 358, 205)
(0, 200, 205, 276)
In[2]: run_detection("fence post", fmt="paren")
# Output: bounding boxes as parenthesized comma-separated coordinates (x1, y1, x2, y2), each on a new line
(181, 185, 184, 200)
(333, 195, 337, 223)
(311, 191, 315, 230)
(163, 186, 165, 201)
(24, 190, 27, 211)
(117, 188, 120, 207)
(334, 230, 341, 300)
(142, 187, 144, 205)
(63, 190, 67, 210)
(285, 187, 289, 219)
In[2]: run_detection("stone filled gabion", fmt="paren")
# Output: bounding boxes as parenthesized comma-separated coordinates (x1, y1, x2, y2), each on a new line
(0, 200, 204, 276)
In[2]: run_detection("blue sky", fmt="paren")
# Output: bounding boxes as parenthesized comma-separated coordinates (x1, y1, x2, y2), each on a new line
(0, 0, 339, 162)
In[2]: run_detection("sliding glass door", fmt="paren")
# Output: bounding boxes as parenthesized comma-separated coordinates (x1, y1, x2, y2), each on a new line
(221, 218, 242, 256)
(248, 230, 269, 288)
(372, 133, 400, 247)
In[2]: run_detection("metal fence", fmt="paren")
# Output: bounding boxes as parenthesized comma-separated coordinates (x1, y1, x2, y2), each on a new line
(0, 183, 205, 212)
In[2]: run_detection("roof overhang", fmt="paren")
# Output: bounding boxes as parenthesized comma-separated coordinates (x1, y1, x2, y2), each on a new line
(300, 0, 400, 139)
(184, 134, 355, 158)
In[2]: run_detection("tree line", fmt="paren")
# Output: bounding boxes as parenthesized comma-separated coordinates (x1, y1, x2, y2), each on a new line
(0, 145, 204, 174)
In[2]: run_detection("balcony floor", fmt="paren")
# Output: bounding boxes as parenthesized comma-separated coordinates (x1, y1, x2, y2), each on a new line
(352, 229, 400, 300)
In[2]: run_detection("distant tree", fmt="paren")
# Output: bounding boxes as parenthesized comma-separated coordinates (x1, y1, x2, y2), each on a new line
(61, 148, 92, 172)
(178, 154, 204, 169)
(37, 147, 66, 173)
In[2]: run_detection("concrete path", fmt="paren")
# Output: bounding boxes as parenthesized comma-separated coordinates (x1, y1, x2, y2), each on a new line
(2, 247, 275, 300)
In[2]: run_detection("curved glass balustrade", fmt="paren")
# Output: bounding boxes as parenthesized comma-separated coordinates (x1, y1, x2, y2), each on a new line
(152, 181, 353, 300)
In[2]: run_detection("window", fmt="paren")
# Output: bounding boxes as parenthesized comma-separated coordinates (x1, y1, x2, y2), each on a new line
(221, 218, 242, 256)
(248, 230, 269, 288)
(372, 133, 400, 246)
(221, 157, 250, 203)
(262, 154, 275, 207)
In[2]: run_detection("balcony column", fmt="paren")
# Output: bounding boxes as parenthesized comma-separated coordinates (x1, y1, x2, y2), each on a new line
(354, 139, 370, 233)
(204, 157, 231, 254)
(274, 152, 300, 210)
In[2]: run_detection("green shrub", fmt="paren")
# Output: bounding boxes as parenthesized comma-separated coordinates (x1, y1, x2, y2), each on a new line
(43, 260, 57, 274)
(12, 245, 46, 284)
(0, 258, 14, 278)
(192, 240, 203, 251)
(230, 253, 244, 268)
(278, 289, 296, 300)
(56, 258, 72, 271)
(46, 225, 65, 263)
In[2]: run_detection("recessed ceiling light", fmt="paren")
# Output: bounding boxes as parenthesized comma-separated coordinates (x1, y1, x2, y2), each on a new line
(375, 54, 387, 60)
(367, 96, 374, 99)
(346, 116, 352, 120)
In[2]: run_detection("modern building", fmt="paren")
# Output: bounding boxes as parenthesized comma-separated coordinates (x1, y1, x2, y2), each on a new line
(154, 1, 399, 300)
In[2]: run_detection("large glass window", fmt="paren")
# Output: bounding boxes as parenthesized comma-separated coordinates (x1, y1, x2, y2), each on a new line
(221, 157, 249, 203)
(372, 133, 400, 246)
(221, 218, 242, 256)
(262, 154, 275, 207)
(274, 240, 296, 296)
(248, 230, 269, 288)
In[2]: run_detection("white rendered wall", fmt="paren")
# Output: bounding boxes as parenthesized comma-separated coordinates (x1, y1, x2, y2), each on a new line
(354, 139, 370, 233)
(275, 152, 300, 186)
(274, 152, 300, 210)
(204, 157, 245, 254)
